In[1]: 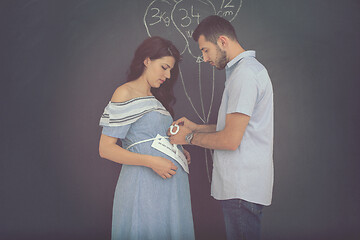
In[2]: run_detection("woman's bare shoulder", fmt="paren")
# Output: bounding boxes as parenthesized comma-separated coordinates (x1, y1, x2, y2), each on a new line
(111, 84, 133, 102)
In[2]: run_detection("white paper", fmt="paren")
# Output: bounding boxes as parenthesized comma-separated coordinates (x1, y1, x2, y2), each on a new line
(151, 134, 189, 174)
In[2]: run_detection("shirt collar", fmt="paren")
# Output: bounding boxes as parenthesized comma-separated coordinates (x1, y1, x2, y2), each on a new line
(226, 50, 256, 69)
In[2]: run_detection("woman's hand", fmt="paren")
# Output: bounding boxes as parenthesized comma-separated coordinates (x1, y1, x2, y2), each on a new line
(183, 148, 191, 165)
(149, 156, 178, 179)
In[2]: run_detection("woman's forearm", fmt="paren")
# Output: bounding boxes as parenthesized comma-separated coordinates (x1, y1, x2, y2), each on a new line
(99, 139, 152, 168)
(98, 134, 178, 179)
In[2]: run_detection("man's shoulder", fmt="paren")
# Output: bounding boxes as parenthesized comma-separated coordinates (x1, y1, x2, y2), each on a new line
(238, 56, 265, 74)
(230, 59, 261, 80)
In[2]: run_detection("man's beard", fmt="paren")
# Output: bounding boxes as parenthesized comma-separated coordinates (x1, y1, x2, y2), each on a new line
(215, 46, 228, 70)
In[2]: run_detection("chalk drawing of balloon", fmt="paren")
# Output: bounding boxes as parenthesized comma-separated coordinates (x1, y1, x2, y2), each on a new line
(215, 0, 243, 22)
(171, 0, 216, 59)
(144, 0, 187, 55)
(143, 0, 243, 183)
(215, 0, 242, 22)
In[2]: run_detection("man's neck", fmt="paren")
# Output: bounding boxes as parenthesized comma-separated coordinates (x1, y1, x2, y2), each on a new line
(227, 42, 245, 62)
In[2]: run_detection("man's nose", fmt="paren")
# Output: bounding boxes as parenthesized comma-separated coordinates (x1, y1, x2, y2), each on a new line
(203, 54, 209, 62)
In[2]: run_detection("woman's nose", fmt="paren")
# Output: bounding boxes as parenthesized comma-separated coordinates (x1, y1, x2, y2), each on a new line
(165, 69, 171, 78)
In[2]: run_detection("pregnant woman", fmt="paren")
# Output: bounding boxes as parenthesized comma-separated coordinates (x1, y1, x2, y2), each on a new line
(98, 36, 194, 240)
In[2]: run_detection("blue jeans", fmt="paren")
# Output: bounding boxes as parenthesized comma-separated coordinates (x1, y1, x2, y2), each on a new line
(220, 199, 264, 240)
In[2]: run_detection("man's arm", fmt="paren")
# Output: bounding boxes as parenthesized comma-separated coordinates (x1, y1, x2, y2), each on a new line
(172, 117, 216, 133)
(169, 113, 250, 151)
(194, 124, 216, 133)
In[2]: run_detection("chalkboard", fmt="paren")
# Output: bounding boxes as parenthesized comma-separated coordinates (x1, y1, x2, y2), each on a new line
(1, 0, 360, 240)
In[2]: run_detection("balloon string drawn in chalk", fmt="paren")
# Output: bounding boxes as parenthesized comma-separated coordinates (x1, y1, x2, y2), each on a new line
(144, 0, 243, 183)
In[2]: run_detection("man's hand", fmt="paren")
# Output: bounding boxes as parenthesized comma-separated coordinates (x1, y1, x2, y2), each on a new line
(172, 117, 198, 132)
(168, 125, 192, 145)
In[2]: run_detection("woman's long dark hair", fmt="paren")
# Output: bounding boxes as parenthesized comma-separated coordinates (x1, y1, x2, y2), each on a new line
(126, 36, 181, 118)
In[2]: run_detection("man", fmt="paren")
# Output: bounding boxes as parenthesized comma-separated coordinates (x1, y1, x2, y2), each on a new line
(169, 15, 274, 240)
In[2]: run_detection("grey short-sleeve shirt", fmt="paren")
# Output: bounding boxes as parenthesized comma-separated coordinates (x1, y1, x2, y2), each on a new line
(211, 51, 274, 205)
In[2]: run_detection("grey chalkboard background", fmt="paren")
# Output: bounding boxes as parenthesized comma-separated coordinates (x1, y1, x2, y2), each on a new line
(1, 0, 360, 239)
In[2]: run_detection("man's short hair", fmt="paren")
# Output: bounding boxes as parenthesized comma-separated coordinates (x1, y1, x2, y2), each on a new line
(193, 15, 238, 44)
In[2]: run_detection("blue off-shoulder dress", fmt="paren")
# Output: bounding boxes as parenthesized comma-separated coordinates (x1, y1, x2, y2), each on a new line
(99, 96, 194, 240)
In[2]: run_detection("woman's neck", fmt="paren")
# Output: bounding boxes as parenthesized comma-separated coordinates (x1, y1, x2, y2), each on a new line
(129, 77, 152, 96)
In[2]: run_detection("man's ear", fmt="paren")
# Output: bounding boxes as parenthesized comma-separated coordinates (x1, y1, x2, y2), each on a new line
(144, 57, 151, 67)
(217, 36, 228, 49)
